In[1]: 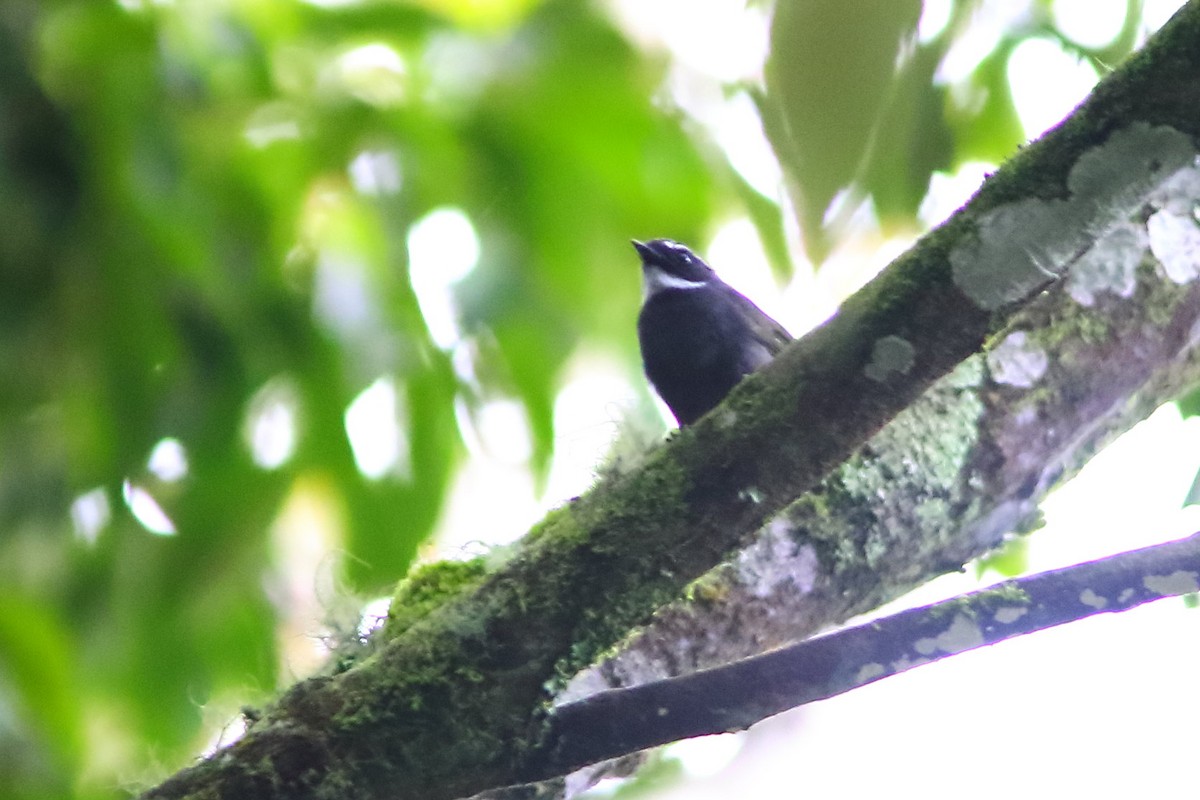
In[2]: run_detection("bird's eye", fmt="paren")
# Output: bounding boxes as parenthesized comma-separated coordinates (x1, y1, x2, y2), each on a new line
(663, 242, 691, 262)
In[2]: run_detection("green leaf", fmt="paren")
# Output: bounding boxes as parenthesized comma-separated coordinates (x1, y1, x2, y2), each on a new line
(764, 0, 922, 260)
(1182, 464, 1200, 509)
(948, 40, 1025, 166)
(0, 595, 83, 783)
(860, 43, 954, 229)
(974, 536, 1029, 579)
(1175, 385, 1200, 419)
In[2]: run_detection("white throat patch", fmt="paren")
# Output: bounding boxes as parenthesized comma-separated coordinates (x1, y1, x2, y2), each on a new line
(643, 266, 706, 300)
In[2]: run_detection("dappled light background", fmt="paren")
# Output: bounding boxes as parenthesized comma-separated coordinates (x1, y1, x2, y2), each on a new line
(0, 1, 1194, 799)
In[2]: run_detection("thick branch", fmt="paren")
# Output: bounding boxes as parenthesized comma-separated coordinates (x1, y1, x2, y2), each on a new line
(538, 532, 1200, 778)
(142, 5, 1200, 800)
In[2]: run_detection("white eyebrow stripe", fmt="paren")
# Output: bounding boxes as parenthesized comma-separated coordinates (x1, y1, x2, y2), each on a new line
(643, 266, 706, 299)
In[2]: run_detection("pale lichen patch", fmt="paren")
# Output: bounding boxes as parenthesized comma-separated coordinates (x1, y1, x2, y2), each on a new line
(864, 335, 916, 383)
(855, 662, 887, 684)
(1143, 570, 1200, 596)
(987, 331, 1048, 388)
(1079, 588, 1108, 609)
(914, 613, 985, 657)
(951, 198, 1078, 310)
(913, 636, 937, 656)
(739, 486, 764, 504)
(1147, 209, 1200, 284)
(1068, 124, 1193, 210)
(735, 520, 819, 597)
(952, 123, 1195, 310)
(993, 605, 1028, 624)
(1148, 159, 1200, 215)
(890, 654, 931, 672)
(1066, 222, 1146, 306)
(714, 407, 739, 429)
(1188, 317, 1200, 350)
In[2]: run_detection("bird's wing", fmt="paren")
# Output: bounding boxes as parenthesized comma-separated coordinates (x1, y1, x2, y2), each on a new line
(733, 293, 792, 355)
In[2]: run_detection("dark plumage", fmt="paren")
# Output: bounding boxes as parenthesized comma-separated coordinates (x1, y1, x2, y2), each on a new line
(634, 238, 792, 426)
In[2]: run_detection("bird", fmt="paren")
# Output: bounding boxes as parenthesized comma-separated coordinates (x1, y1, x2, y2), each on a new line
(634, 238, 792, 426)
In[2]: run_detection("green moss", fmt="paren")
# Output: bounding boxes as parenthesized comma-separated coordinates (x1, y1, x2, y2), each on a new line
(421, 443, 702, 696)
(1022, 302, 1113, 355)
(929, 582, 1031, 622)
(454, 665, 487, 685)
(760, 352, 992, 594)
(524, 503, 575, 545)
(861, 530, 889, 570)
(832, 530, 865, 574)
(799, 368, 985, 576)
(842, 380, 983, 500)
(685, 571, 732, 604)
(1074, 312, 1114, 346)
(980, 582, 1030, 605)
(385, 558, 490, 641)
(557, 574, 685, 684)
(798, 490, 832, 520)
(1140, 257, 1189, 327)
(927, 595, 981, 621)
(914, 497, 950, 524)
(778, 493, 846, 576)
(570, 444, 692, 543)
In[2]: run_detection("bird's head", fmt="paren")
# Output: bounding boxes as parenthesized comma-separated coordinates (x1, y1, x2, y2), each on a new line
(633, 239, 717, 297)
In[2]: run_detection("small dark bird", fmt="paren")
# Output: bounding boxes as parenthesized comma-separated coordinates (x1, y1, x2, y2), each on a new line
(634, 238, 792, 426)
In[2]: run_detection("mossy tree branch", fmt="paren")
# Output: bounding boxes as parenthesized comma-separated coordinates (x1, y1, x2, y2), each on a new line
(141, 5, 1200, 800)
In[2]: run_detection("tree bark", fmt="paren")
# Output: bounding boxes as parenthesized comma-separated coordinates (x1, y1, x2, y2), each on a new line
(141, 4, 1200, 800)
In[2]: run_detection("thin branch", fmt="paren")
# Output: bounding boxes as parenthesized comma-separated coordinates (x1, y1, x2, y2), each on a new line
(536, 532, 1200, 781)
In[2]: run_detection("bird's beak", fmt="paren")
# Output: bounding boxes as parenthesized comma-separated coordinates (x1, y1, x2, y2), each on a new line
(631, 239, 653, 262)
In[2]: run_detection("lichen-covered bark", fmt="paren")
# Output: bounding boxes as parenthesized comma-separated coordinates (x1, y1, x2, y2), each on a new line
(142, 5, 1200, 800)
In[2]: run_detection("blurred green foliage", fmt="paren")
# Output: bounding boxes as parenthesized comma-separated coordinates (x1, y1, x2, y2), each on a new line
(0, 0, 1149, 797)
(762, 0, 1145, 259)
